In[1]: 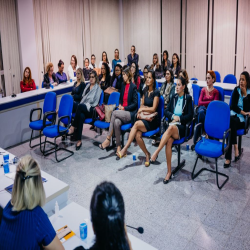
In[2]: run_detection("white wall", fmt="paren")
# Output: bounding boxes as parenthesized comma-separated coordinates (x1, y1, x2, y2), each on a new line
(16, 0, 39, 86)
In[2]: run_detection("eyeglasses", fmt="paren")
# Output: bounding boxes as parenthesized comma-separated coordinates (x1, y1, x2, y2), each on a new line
(90, 76, 95, 79)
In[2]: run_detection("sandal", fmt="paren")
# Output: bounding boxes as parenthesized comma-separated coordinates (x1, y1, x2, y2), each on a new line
(145, 153, 151, 167)
(99, 138, 110, 150)
(150, 155, 158, 163)
(116, 151, 127, 159)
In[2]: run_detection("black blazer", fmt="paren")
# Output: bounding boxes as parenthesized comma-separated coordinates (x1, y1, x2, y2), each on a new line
(43, 73, 59, 89)
(119, 82, 138, 123)
(230, 86, 250, 114)
(127, 53, 139, 66)
(111, 75, 123, 93)
(165, 94, 193, 125)
(71, 82, 86, 103)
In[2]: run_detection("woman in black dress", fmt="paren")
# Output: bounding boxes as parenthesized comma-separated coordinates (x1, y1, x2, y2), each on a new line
(151, 77, 193, 184)
(71, 68, 86, 113)
(117, 70, 160, 167)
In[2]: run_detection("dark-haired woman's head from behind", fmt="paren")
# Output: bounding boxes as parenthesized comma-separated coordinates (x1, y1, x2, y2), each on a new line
(90, 182, 130, 250)
(176, 76, 189, 95)
(179, 69, 189, 85)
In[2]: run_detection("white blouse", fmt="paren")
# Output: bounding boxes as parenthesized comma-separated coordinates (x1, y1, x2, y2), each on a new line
(67, 64, 80, 81)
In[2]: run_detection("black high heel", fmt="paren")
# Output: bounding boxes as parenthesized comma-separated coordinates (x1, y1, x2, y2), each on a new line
(224, 160, 231, 168)
(234, 155, 240, 162)
(76, 142, 82, 151)
(99, 138, 110, 150)
(150, 155, 158, 163)
(163, 173, 172, 184)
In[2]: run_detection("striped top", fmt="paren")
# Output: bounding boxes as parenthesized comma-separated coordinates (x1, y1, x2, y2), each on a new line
(0, 201, 56, 250)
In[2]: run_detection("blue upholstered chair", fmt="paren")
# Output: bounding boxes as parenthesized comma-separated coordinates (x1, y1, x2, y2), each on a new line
(223, 74, 237, 84)
(214, 71, 221, 82)
(120, 92, 140, 147)
(192, 101, 231, 189)
(29, 92, 56, 151)
(94, 92, 120, 130)
(214, 86, 225, 102)
(155, 81, 159, 90)
(139, 70, 143, 76)
(229, 94, 250, 157)
(42, 94, 74, 162)
(192, 84, 201, 106)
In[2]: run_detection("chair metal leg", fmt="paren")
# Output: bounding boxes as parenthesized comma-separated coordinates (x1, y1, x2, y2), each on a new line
(29, 130, 43, 148)
(238, 136, 243, 156)
(171, 145, 186, 176)
(192, 155, 229, 189)
(42, 137, 57, 156)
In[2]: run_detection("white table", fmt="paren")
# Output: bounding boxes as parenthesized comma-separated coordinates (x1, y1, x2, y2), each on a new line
(0, 148, 69, 215)
(49, 202, 158, 250)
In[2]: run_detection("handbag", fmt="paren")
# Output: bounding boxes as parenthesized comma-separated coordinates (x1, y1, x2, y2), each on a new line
(155, 71, 164, 79)
(95, 104, 105, 121)
(105, 104, 116, 122)
(137, 111, 158, 122)
(104, 87, 118, 95)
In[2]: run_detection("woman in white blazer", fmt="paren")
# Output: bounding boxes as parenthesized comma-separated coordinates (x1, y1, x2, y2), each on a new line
(68, 55, 80, 81)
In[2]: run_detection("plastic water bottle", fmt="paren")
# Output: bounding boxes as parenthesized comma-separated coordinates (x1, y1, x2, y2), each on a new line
(55, 201, 59, 217)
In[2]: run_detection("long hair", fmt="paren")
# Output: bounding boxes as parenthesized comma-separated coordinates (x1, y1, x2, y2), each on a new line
(76, 68, 85, 83)
(102, 51, 109, 63)
(11, 155, 45, 211)
(111, 64, 122, 85)
(240, 71, 250, 89)
(71, 55, 77, 67)
(114, 49, 119, 59)
(171, 53, 180, 68)
(165, 69, 174, 83)
(162, 50, 169, 65)
(101, 62, 111, 83)
(151, 53, 160, 69)
(145, 69, 156, 91)
(90, 182, 130, 250)
(45, 62, 53, 74)
(22, 67, 33, 84)
(178, 76, 189, 94)
(179, 69, 189, 85)
(131, 62, 139, 79)
(89, 70, 99, 84)
(122, 65, 132, 83)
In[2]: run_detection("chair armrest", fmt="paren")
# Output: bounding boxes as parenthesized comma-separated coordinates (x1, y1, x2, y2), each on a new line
(43, 111, 56, 128)
(193, 123, 203, 145)
(30, 108, 42, 122)
(57, 115, 71, 135)
(194, 106, 199, 117)
(222, 128, 231, 154)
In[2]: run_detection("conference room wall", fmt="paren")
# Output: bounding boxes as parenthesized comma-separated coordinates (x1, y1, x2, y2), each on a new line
(123, 0, 161, 69)
(0, 0, 22, 96)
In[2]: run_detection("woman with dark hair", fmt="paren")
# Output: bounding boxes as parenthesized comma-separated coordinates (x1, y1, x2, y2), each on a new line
(150, 53, 162, 73)
(71, 68, 86, 113)
(99, 62, 111, 103)
(112, 49, 122, 70)
(160, 69, 175, 108)
(150, 77, 193, 184)
(68, 55, 79, 81)
(171, 53, 181, 77)
(99, 66, 138, 155)
(224, 71, 250, 168)
(197, 70, 219, 132)
(179, 69, 193, 98)
(138, 65, 150, 97)
(20, 67, 36, 92)
(110, 64, 123, 92)
(99, 51, 112, 71)
(83, 58, 92, 81)
(117, 70, 160, 167)
(74, 182, 131, 250)
(68, 70, 102, 150)
(56, 60, 67, 84)
(130, 62, 141, 90)
(162, 50, 171, 72)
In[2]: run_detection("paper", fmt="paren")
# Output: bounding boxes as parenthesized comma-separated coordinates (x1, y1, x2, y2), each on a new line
(56, 225, 75, 243)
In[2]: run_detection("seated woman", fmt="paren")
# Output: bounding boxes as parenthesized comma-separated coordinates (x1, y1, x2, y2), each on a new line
(179, 69, 193, 98)
(138, 65, 150, 97)
(171, 53, 181, 78)
(110, 64, 123, 92)
(99, 62, 111, 103)
(117, 70, 160, 167)
(56, 60, 67, 84)
(160, 69, 175, 108)
(151, 77, 193, 184)
(130, 62, 141, 90)
(161, 50, 171, 72)
(72, 68, 86, 113)
(83, 58, 92, 81)
(0, 155, 64, 250)
(68, 70, 102, 150)
(127, 45, 139, 66)
(99, 66, 138, 155)
(43, 62, 59, 89)
(98, 51, 112, 71)
(20, 67, 36, 92)
(197, 70, 219, 130)
(224, 71, 250, 168)
(74, 182, 132, 250)
(150, 53, 162, 73)
(67, 55, 79, 81)
(112, 48, 122, 70)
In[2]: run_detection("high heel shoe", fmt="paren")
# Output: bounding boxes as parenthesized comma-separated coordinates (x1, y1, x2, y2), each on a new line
(163, 173, 172, 184)
(76, 142, 82, 151)
(234, 155, 240, 162)
(150, 155, 158, 163)
(224, 160, 231, 168)
(99, 138, 110, 150)
(145, 153, 151, 167)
